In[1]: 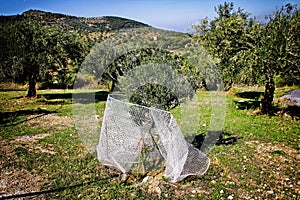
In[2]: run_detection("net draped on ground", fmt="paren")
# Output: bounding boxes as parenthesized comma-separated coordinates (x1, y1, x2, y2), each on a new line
(97, 94, 210, 182)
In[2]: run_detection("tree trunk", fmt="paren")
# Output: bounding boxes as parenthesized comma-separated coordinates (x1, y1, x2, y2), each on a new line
(27, 78, 37, 97)
(261, 77, 275, 115)
(225, 81, 233, 91)
(201, 79, 208, 91)
(109, 80, 116, 92)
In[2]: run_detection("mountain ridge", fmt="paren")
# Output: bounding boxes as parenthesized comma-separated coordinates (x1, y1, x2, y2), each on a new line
(0, 9, 151, 32)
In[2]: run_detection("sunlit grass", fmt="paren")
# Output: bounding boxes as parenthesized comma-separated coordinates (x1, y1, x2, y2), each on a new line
(0, 87, 299, 199)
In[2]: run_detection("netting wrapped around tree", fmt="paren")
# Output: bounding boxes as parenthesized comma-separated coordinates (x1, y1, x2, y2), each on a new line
(97, 94, 210, 182)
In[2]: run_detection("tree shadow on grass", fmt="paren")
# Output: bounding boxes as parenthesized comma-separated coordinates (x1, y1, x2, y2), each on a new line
(190, 131, 241, 150)
(43, 91, 109, 104)
(233, 91, 264, 110)
(10, 91, 109, 104)
(0, 88, 26, 92)
(236, 91, 264, 100)
(233, 99, 261, 110)
(36, 99, 71, 105)
(2, 91, 109, 127)
(0, 109, 57, 127)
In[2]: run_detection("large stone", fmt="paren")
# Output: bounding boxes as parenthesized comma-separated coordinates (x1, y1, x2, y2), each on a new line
(280, 89, 300, 106)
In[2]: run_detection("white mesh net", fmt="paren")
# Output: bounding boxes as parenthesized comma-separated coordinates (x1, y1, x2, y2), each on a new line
(97, 94, 210, 182)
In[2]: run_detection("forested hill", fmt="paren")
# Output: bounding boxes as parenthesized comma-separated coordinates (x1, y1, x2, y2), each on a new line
(0, 9, 150, 32)
(0, 9, 152, 92)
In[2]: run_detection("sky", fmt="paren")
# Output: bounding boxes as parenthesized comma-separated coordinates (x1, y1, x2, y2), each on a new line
(0, 0, 299, 32)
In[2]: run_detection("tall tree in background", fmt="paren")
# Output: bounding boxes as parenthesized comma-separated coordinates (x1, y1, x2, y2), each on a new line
(40, 25, 88, 90)
(192, 2, 251, 90)
(15, 20, 47, 97)
(257, 4, 300, 114)
(3, 19, 87, 97)
(193, 2, 299, 115)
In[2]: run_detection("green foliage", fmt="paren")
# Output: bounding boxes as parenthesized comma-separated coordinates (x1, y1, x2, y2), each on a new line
(192, 2, 252, 89)
(193, 2, 300, 114)
(103, 48, 198, 109)
(129, 83, 179, 110)
(0, 9, 152, 96)
(21, 10, 148, 33)
(263, 4, 300, 84)
(251, 4, 300, 114)
(39, 27, 88, 89)
(0, 15, 89, 96)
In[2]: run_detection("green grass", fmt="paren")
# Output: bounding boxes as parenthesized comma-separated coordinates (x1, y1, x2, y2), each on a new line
(0, 87, 299, 199)
(224, 96, 299, 147)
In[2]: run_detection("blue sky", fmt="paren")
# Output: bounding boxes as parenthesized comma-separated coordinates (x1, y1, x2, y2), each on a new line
(0, 0, 299, 32)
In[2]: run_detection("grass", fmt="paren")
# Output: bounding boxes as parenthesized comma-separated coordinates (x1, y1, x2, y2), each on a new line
(0, 87, 299, 199)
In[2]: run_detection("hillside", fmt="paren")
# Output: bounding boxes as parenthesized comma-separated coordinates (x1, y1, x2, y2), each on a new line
(0, 9, 150, 32)
(0, 9, 191, 91)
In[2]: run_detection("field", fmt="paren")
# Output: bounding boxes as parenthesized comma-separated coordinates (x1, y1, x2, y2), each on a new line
(0, 86, 299, 199)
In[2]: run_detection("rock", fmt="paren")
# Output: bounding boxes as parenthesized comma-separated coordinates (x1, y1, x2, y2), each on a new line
(120, 174, 129, 182)
(142, 176, 149, 183)
(155, 186, 161, 194)
(267, 190, 274, 195)
(279, 89, 300, 106)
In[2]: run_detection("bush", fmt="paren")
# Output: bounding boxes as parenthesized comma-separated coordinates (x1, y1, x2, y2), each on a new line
(129, 83, 179, 110)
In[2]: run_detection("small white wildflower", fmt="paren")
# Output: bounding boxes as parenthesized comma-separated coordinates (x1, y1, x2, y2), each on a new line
(267, 190, 274, 194)
(228, 195, 234, 200)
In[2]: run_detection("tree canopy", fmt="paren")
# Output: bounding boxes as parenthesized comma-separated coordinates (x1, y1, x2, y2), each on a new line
(0, 16, 89, 96)
(192, 2, 300, 114)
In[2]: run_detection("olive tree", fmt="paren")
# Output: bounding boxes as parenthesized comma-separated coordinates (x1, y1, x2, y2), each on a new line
(2, 19, 87, 96)
(192, 2, 251, 90)
(257, 4, 300, 114)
